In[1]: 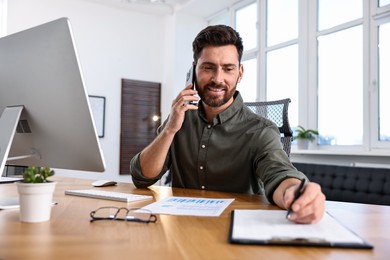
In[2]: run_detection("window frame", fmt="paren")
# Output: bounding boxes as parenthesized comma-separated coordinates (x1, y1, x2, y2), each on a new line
(313, 0, 368, 151)
(370, 2, 390, 149)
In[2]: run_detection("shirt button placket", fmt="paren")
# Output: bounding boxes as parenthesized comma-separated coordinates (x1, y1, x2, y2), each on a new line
(198, 124, 212, 191)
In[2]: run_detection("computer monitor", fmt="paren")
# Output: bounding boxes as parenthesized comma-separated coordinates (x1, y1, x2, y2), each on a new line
(0, 18, 106, 176)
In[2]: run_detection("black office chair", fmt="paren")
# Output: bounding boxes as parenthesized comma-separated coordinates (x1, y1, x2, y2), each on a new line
(244, 98, 293, 157)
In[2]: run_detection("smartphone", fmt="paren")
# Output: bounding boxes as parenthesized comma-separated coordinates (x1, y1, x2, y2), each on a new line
(186, 65, 199, 105)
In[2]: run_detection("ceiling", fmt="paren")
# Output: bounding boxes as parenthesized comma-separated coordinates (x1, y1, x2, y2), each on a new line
(84, 0, 241, 17)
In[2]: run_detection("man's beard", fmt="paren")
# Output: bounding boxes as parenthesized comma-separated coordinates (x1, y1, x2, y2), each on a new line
(197, 79, 239, 107)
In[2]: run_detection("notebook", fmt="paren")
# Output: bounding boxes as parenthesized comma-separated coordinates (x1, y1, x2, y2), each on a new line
(65, 189, 153, 203)
(1, 166, 23, 184)
(0, 176, 22, 184)
(0, 197, 20, 209)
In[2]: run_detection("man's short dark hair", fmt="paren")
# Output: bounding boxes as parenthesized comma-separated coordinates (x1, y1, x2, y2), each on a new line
(192, 25, 243, 64)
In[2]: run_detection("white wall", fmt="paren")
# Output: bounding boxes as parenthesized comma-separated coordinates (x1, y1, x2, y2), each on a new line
(6, 0, 206, 182)
(160, 12, 207, 119)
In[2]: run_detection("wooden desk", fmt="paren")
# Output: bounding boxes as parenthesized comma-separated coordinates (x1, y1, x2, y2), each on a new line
(0, 177, 389, 259)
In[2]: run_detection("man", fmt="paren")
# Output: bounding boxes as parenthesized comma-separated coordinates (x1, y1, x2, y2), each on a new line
(130, 25, 325, 224)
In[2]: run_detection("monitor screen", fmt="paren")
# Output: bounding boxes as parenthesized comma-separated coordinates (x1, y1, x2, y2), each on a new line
(0, 18, 106, 174)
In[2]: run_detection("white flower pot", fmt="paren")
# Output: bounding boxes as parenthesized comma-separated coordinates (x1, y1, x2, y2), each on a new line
(297, 139, 309, 149)
(16, 182, 57, 223)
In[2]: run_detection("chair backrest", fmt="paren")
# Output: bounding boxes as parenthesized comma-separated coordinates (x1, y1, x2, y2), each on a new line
(244, 98, 293, 157)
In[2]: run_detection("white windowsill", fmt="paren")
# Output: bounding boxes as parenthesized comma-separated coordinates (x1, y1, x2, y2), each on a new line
(290, 146, 390, 168)
(291, 148, 390, 157)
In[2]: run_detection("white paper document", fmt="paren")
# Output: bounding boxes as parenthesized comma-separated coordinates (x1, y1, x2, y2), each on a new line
(142, 196, 234, 217)
(229, 209, 372, 248)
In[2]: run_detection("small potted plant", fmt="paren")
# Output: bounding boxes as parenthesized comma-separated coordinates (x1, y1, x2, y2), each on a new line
(16, 166, 56, 223)
(295, 125, 319, 149)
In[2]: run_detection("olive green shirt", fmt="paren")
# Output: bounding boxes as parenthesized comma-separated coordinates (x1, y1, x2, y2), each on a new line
(130, 92, 306, 203)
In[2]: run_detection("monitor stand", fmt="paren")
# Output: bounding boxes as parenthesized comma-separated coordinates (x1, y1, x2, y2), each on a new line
(0, 106, 24, 175)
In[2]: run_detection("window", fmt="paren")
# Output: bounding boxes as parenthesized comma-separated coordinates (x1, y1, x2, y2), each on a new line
(380, 0, 390, 7)
(0, 0, 6, 37)
(370, 1, 390, 148)
(267, 0, 298, 46)
(378, 23, 390, 141)
(238, 58, 257, 101)
(317, 26, 363, 145)
(317, 1, 364, 146)
(318, 0, 362, 31)
(266, 45, 298, 127)
(208, 0, 390, 154)
(235, 2, 257, 51)
(235, 1, 258, 101)
(265, 0, 298, 127)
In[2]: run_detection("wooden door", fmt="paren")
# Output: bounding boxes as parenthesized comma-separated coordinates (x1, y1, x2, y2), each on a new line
(120, 79, 161, 175)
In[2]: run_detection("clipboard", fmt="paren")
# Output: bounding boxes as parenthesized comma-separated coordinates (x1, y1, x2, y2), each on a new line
(228, 209, 373, 249)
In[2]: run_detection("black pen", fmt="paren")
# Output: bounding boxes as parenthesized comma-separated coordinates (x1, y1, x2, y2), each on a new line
(286, 178, 306, 219)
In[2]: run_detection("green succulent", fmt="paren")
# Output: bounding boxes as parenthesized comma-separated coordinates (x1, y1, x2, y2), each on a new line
(294, 125, 319, 141)
(22, 166, 55, 183)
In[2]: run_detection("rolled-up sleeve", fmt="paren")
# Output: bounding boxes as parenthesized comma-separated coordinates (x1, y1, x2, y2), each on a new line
(129, 153, 157, 188)
(253, 125, 308, 203)
(129, 121, 170, 188)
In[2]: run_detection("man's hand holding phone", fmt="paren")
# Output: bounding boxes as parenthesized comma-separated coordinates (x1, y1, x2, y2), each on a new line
(186, 65, 200, 106)
(138, 70, 199, 180)
(164, 83, 199, 136)
(181, 83, 200, 107)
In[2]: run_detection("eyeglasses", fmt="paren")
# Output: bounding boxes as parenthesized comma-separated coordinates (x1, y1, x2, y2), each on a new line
(90, 207, 157, 223)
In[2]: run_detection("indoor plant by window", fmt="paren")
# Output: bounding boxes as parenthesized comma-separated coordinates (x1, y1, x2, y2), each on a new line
(295, 125, 319, 149)
(16, 167, 56, 223)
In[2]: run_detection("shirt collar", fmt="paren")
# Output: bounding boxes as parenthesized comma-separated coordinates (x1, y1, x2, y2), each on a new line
(198, 91, 243, 125)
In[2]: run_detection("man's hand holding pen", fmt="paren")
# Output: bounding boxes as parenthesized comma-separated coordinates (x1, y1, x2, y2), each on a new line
(286, 179, 306, 219)
(283, 179, 326, 224)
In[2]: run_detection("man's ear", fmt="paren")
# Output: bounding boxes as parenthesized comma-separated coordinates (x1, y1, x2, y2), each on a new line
(238, 63, 244, 83)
